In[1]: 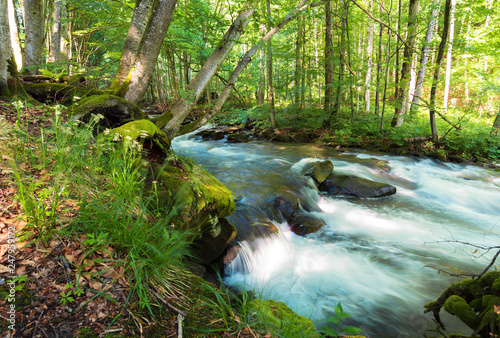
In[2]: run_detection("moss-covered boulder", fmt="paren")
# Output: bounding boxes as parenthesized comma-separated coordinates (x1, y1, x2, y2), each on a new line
(425, 271, 500, 337)
(68, 94, 144, 131)
(249, 299, 320, 338)
(151, 157, 235, 264)
(106, 119, 170, 153)
(319, 174, 396, 198)
(193, 217, 237, 265)
(304, 160, 334, 184)
(24, 83, 99, 104)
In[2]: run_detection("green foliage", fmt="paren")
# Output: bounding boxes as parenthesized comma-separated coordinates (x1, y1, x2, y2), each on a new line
(60, 282, 84, 305)
(319, 303, 363, 338)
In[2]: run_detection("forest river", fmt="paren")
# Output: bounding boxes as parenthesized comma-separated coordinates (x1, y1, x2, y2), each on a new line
(172, 130, 500, 337)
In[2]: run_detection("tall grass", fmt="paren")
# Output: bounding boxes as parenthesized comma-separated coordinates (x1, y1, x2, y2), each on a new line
(10, 105, 192, 310)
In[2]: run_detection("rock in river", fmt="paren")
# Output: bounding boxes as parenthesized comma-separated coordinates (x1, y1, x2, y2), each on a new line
(319, 174, 397, 198)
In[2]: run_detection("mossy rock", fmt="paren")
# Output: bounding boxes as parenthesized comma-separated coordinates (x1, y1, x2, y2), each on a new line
(193, 218, 237, 265)
(444, 295, 481, 330)
(24, 82, 99, 104)
(304, 160, 334, 184)
(319, 174, 396, 198)
(68, 94, 144, 130)
(152, 156, 235, 231)
(106, 119, 170, 152)
(249, 299, 320, 338)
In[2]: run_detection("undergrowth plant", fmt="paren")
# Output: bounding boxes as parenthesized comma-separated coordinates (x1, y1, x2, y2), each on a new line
(319, 302, 362, 338)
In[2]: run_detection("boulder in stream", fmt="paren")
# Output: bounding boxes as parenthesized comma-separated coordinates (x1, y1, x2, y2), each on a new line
(303, 160, 334, 184)
(319, 174, 397, 198)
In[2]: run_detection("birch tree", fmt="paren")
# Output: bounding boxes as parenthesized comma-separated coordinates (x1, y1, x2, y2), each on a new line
(364, 0, 374, 113)
(442, 0, 456, 113)
(410, 0, 441, 115)
(391, 0, 419, 127)
(429, 0, 452, 140)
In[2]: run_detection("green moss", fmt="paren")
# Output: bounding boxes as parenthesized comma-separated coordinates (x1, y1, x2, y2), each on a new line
(152, 156, 235, 229)
(107, 119, 170, 151)
(249, 299, 320, 338)
(151, 110, 173, 130)
(444, 295, 481, 330)
(68, 94, 144, 121)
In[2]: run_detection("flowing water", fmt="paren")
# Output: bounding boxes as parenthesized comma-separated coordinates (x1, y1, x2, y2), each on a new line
(172, 132, 500, 337)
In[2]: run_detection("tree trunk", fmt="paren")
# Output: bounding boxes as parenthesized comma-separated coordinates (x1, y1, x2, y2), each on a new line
(183, 50, 190, 87)
(364, 0, 373, 113)
(1, 0, 26, 98)
(391, 0, 419, 127)
(59, 0, 69, 64)
(267, 0, 276, 128)
(113, 0, 155, 87)
(159, 6, 256, 137)
(258, 24, 266, 105)
(491, 108, 500, 137)
(48, 0, 62, 63)
(442, 0, 455, 113)
(294, 16, 302, 108)
(332, 0, 348, 119)
(429, 0, 452, 140)
(184, 0, 313, 133)
(8, 0, 22, 71)
(374, 6, 382, 117)
(23, 0, 45, 75)
(410, 0, 440, 115)
(117, 0, 177, 104)
(324, 0, 334, 113)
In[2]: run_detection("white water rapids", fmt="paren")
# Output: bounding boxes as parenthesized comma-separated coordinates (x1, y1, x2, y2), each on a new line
(172, 132, 500, 337)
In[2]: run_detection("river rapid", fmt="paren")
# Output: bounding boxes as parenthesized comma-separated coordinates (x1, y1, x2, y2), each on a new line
(172, 131, 500, 337)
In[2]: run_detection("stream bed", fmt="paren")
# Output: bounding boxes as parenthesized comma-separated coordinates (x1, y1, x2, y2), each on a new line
(172, 132, 500, 337)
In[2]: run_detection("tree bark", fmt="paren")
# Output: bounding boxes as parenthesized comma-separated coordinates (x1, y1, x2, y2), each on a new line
(364, 0, 373, 113)
(410, 0, 440, 115)
(159, 6, 256, 137)
(374, 5, 382, 117)
(267, 0, 276, 128)
(258, 24, 266, 105)
(442, 0, 455, 113)
(332, 0, 348, 119)
(120, 0, 178, 104)
(324, 0, 334, 113)
(48, 0, 62, 63)
(8, 0, 22, 71)
(391, 0, 419, 127)
(429, 0, 452, 140)
(294, 16, 302, 107)
(23, 0, 45, 75)
(113, 0, 156, 87)
(0, 0, 26, 98)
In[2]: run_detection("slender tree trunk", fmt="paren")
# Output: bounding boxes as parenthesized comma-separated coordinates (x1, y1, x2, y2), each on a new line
(429, 0, 452, 140)
(324, 0, 334, 113)
(483, 0, 493, 72)
(48, 0, 62, 63)
(410, 0, 440, 114)
(442, 0, 455, 113)
(491, 108, 500, 137)
(332, 0, 348, 118)
(294, 16, 302, 108)
(23, 0, 45, 74)
(183, 51, 190, 87)
(300, 20, 306, 109)
(59, 0, 68, 64)
(391, 0, 419, 127)
(159, 6, 256, 137)
(267, 0, 276, 128)
(258, 24, 266, 105)
(8, 0, 22, 71)
(394, 0, 401, 102)
(364, 0, 373, 113)
(374, 6, 382, 117)
(113, 0, 155, 86)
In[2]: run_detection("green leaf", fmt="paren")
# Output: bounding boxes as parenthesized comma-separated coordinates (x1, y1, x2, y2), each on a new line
(342, 326, 363, 334)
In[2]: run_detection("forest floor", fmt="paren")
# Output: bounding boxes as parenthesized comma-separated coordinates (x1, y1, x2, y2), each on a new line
(0, 101, 266, 338)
